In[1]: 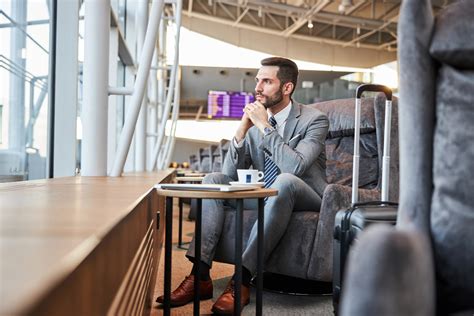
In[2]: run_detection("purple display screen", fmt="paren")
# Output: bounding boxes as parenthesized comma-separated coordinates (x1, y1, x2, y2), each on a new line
(207, 91, 255, 119)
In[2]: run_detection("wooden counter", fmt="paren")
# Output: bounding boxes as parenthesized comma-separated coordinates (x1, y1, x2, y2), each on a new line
(0, 171, 174, 316)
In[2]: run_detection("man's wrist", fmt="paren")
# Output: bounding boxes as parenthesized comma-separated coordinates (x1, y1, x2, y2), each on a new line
(235, 126, 248, 142)
(262, 125, 275, 136)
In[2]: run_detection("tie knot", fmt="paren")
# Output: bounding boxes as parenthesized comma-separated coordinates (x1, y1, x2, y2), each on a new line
(268, 116, 277, 128)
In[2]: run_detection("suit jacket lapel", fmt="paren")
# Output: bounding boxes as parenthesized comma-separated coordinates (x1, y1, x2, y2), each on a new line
(283, 102, 301, 143)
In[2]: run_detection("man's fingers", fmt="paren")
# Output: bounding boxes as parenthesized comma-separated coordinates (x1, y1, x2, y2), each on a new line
(253, 100, 264, 108)
(244, 104, 256, 114)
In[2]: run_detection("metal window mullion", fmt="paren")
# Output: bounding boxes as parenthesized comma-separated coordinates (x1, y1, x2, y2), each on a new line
(107, 27, 119, 174)
(147, 49, 159, 164)
(162, 74, 180, 169)
(9, 0, 27, 156)
(134, 0, 149, 172)
(150, 0, 182, 171)
(161, 11, 182, 170)
(110, 0, 165, 176)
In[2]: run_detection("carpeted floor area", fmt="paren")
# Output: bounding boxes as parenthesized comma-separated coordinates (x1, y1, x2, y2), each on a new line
(151, 200, 333, 315)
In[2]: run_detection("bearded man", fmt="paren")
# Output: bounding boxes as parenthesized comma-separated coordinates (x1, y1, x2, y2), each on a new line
(157, 57, 329, 314)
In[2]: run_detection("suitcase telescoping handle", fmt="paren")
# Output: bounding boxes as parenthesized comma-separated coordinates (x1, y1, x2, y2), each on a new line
(355, 84, 392, 101)
(352, 84, 393, 205)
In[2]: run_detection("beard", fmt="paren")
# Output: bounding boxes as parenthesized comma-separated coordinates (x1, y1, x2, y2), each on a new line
(257, 89, 284, 109)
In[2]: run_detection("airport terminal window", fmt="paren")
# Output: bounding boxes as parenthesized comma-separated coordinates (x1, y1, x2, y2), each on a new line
(0, 104, 3, 144)
(0, 1, 51, 181)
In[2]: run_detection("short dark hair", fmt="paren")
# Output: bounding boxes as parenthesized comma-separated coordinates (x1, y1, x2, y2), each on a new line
(261, 57, 299, 96)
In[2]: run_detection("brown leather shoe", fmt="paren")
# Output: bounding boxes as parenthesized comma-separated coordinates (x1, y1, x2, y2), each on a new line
(211, 280, 250, 315)
(156, 275, 213, 307)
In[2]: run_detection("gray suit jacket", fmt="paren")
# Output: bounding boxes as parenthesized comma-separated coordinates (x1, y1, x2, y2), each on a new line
(223, 101, 329, 197)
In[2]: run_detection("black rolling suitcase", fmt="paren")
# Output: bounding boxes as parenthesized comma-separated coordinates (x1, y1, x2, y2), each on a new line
(332, 84, 398, 314)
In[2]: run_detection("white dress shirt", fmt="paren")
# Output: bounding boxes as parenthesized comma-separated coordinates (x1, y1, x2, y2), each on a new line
(269, 101, 292, 138)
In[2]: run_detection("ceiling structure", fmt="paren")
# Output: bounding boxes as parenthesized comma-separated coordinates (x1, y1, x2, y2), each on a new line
(177, 0, 453, 68)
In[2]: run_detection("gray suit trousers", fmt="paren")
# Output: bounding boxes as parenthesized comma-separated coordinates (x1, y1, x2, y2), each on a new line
(186, 172, 323, 275)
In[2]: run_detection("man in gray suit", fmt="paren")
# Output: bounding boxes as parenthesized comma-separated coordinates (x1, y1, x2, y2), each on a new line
(157, 57, 329, 314)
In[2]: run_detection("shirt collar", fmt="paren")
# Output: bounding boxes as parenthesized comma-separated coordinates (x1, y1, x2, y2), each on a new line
(267, 101, 292, 127)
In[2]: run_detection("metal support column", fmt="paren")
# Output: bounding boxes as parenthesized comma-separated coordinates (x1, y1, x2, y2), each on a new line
(150, 0, 182, 170)
(149, 19, 167, 171)
(8, 0, 27, 155)
(107, 27, 119, 174)
(147, 50, 159, 164)
(135, 0, 149, 171)
(110, 0, 165, 176)
(157, 18, 167, 124)
(82, 0, 110, 176)
(53, 0, 79, 177)
(159, 66, 180, 169)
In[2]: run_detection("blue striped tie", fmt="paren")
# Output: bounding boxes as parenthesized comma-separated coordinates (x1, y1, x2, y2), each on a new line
(264, 116, 280, 189)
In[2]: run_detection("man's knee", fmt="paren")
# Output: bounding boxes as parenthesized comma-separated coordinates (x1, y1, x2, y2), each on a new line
(203, 172, 229, 185)
(272, 173, 298, 190)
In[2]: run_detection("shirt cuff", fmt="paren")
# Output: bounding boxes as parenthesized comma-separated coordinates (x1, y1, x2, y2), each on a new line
(233, 137, 244, 148)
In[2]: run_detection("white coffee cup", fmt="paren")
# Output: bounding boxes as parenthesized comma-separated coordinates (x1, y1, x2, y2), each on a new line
(237, 169, 264, 183)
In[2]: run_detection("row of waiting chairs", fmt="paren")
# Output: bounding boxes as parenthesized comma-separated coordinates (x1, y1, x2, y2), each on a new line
(186, 139, 230, 221)
(189, 139, 230, 173)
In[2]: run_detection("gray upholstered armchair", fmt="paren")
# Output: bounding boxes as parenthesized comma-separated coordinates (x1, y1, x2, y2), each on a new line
(340, 0, 474, 314)
(211, 94, 399, 283)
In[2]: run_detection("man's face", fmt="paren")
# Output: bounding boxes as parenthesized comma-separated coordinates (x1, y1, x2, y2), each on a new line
(254, 66, 284, 109)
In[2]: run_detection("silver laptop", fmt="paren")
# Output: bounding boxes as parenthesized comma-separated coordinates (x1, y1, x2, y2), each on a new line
(154, 183, 257, 192)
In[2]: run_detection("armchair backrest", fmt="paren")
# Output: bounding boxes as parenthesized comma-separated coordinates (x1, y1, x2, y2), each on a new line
(308, 95, 399, 202)
(398, 0, 474, 311)
(198, 147, 211, 173)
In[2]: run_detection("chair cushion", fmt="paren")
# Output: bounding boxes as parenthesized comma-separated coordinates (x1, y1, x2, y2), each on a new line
(309, 98, 376, 139)
(309, 98, 379, 188)
(326, 134, 378, 188)
(431, 65, 474, 310)
(265, 211, 319, 279)
(429, 0, 474, 69)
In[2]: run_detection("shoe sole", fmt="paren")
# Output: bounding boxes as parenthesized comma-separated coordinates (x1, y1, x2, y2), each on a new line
(156, 293, 214, 307)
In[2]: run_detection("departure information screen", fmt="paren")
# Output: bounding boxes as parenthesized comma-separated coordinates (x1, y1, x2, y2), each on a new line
(207, 91, 255, 119)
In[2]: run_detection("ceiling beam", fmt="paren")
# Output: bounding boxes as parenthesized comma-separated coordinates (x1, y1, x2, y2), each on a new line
(246, 9, 261, 26)
(343, 13, 398, 47)
(337, 27, 353, 40)
(344, 0, 370, 16)
(233, 7, 250, 26)
(217, 2, 236, 20)
(211, 0, 397, 30)
(314, 24, 331, 36)
(183, 9, 389, 50)
(265, 12, 284, 30)
(188, 0, 194, 13)
(262, 0, 394, 27)
(281, 0, 332, 37)
(378, 39, 397, 51)
(196, 0, 213, 15)
(378, 2, 401, 20)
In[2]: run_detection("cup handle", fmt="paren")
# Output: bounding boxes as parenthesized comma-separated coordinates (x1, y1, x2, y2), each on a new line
(258, 171, 264, 182)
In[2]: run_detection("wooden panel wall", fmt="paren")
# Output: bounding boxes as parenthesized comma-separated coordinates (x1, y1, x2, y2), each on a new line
(0, 172, 172, 316)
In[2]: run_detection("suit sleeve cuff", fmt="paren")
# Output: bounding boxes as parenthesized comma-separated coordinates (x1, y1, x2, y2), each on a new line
(233, 137, 245, 148)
